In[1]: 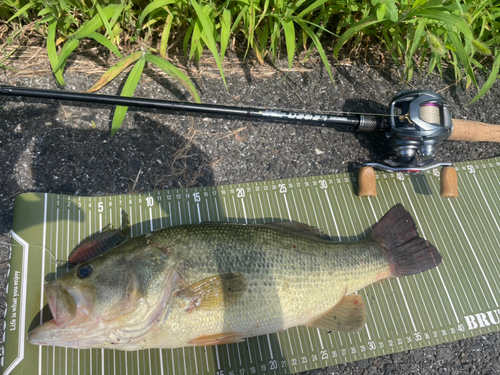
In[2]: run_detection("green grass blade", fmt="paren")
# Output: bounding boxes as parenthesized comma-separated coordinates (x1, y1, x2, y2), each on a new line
(138, 0, 175, 27)
(94, 1, 113, 39)
(47, 21, 65, 86)
(294, 19, 333, 82)
(190, 0, 227, 89)
(468, 48, 499, 105)
(144, 53, 200, 102)
(53, 39, 80, 73)
(412, 10, 472, 39)
(450, 32, 477, 88)
(296, 0, 329, 18)
(72, 4, 124, 39)
(86, 51, 142, 93)
(7, 1, 34, 22)
(111, 57, 146, 137)
(160, 14, 173, 58)
(87, 31, 122, 58)
(280, 19, 295, 71)
(220, 9, 231, 61)
(333, 15, 379, 58)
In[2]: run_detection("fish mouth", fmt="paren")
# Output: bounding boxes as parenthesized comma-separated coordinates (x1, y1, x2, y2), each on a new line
(28, 281, 94, 346)
(45, 280, 77, 328)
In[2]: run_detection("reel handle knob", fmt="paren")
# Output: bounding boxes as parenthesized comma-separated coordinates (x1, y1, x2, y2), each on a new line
(449, 119, 500, 142)
(358, 167, 377, 197)
(440, 166, 459, 198)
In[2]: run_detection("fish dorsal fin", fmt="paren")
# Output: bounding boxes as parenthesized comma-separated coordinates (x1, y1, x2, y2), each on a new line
(305, 294, 366, 333)
(176, 273, 247, 311)
(265, 222, 331, 240)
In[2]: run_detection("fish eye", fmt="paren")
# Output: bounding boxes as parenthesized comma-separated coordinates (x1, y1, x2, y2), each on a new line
(77, 264, 93, 278)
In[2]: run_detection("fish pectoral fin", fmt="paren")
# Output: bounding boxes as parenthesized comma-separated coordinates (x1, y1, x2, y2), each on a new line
(305, 294, 367, 333)
(189, 332, 246, 346)
(177, 273, 247, 311)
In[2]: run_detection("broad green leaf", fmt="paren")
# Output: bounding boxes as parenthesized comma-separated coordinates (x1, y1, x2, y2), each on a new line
(111, 58, 145, 137)
(7, 1, 34, 22)
(47, 21, 65, 86)
(86, 51, 142, 93)
(160, 14, 173, 58)
(94, 1, 113, 39)
(280, 19, 295, 71)
(468, 48, 500, 105)
(37, 8, 52, 17)
(450, 32, 477, 88)
(138, 0, 175, 27)
(376, 4, 386, 21)
(72, 4, 124, 39)
(190, 0, 227, 88)
(53, 39, 79, 73)
(386, 2, 398, 22)
(87, 31, 122, 58)
(144, 54, 200, 102)
(220, 9, 231, 61)
(334, 15, 380, 57)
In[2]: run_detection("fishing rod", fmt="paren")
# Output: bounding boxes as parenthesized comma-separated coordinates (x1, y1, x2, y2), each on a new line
(1, 86, 499, 198)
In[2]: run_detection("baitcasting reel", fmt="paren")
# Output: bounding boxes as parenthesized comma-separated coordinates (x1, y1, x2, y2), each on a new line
(357, 90, 459, 198)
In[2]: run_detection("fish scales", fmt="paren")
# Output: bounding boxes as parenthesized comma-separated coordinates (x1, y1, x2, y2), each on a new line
(28, 204, 442, 350)
(145, 224, 391, 348)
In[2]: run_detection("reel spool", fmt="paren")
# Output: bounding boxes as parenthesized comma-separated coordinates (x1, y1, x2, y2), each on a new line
(358, 90, 458, 198)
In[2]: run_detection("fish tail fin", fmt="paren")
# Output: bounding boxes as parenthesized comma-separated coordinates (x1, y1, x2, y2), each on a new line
(368, 204, 442, 277)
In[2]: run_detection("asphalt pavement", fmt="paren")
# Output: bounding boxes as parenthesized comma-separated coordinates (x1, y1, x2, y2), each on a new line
(1, 48, 500, 374)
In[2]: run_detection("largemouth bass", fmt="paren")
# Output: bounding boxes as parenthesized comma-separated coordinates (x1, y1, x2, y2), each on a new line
(28, 204, 441, 350)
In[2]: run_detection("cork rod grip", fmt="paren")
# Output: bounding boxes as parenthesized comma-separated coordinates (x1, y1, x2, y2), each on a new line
(448, 119, 500, 142)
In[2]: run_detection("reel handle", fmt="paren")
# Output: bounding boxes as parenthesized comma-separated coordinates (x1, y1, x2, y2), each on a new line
(449, 119, 500, 142)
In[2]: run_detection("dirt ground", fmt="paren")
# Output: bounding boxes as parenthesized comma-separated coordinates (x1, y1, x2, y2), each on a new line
(1, 46, 500, 374)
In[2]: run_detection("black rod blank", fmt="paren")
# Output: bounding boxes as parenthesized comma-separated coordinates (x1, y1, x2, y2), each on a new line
(0, 86, 387, 130)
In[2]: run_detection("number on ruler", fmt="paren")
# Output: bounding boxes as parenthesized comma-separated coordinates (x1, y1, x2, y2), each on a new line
(269, 360, 277, 370)
(433, 168, 440, 177)
(193, 192, 201, 202)
(368, 341, 376, 350)
(397, 172, 404, 181)
(236, 188, 245, 198)
(216, 371, 224, 375)
(260, 364, 266, 372)
(301, 356, 307, 364)
(311, 354, 317, 362)
(319, 180, 327, 189)
(414, 332, 422, 341)
(240, 369, 245, 375)
(98, 201, 104, 212)
(146, 197, 154, 207)
(467, 165, 475, 174)
(320, 350, 328, 360)
(278, 184, 287, 193)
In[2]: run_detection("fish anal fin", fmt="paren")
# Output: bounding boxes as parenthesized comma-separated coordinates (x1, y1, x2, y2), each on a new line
(177, 273, 247, 311)
(189, 332, 246, 346)
(305, 294, 366, 333)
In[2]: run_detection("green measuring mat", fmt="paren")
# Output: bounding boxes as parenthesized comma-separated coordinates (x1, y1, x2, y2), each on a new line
(4, 157, 500, 375)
